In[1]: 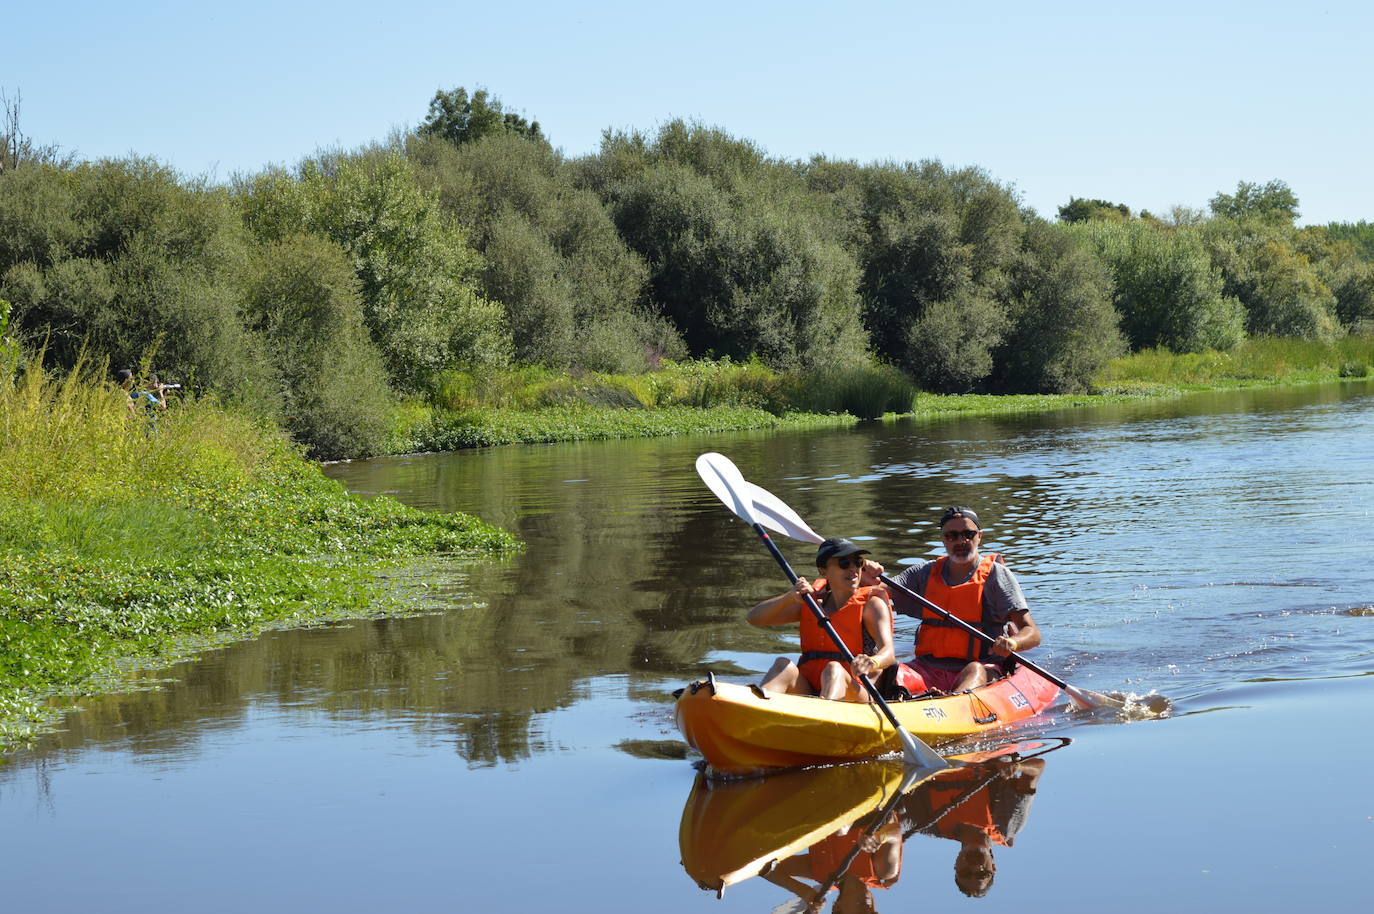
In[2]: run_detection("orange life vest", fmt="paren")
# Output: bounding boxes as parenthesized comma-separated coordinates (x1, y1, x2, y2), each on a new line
(914, 554, 1002, 663)
(807, 826, 903, 889)
(797, 584, 888, 689)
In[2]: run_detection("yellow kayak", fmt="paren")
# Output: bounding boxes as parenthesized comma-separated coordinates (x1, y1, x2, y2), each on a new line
(674, 666, 1060, 777)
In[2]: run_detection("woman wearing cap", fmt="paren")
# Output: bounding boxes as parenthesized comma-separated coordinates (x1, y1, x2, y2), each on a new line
(747, 537, 896, 701)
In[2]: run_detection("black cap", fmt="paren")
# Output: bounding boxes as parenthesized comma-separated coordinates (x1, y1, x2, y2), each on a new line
(939, 506, 981, 529)
(816, 537, 870, 567)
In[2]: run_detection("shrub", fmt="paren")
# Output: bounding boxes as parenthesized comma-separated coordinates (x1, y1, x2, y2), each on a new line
(1075, 220, 1244, 353)
(995, 221, 1123, 393)
(240, 235, 393, 459)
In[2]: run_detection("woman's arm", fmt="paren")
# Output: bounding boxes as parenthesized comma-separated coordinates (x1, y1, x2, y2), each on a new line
(747, 578, 811, 627)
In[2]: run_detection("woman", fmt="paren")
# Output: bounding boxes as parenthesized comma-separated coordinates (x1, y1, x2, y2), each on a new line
(748, 537, 895, 701)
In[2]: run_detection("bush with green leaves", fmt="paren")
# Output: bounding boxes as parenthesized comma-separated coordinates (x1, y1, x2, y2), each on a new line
(0, 157, 276, 403)
(801, 158, 1025, 391)
(237, 148, 510, 387)
(585, 122, 868, 372)
(994, 221, 1123, 393)
(1203, 218, 1340, 340)
(1074, 219, 1244, 353)
(240, 235, 393, 459)
(408, 132, 676, 373)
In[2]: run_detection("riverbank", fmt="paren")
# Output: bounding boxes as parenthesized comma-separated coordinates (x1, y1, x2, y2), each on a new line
(381, 337, 1374, 455)
(0, 365, 517, 750)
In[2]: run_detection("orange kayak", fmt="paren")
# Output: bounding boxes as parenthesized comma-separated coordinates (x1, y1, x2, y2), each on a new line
(675, 666, 1059, 777)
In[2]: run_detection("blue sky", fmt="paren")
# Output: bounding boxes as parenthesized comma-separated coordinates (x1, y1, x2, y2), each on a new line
(8, 0, 1371, 224)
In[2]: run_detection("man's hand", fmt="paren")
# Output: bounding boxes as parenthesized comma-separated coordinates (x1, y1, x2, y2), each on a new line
(858, 558, 884, 587)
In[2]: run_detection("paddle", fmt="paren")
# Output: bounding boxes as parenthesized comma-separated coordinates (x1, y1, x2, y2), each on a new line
(695, 453, 948, 771)
(696, 453, 1123, 712)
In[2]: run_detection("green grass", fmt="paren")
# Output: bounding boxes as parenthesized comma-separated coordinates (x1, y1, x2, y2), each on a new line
(0, 355, 518, 749)
(389, 403, 852, 453)
(1098, 336, 1374, 390)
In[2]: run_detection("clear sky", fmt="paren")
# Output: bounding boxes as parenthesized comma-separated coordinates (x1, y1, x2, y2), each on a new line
(8, 0, 1371, 224)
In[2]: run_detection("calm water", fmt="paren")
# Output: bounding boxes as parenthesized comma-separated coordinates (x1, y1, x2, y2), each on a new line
(4, 382, 1374, 913)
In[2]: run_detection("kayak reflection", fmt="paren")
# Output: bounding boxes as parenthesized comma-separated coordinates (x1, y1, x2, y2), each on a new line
(679, 739, 1067, 910)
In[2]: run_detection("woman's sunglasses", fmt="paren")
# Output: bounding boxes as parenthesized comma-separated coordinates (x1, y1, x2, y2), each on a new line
(834, 556, 867, 569)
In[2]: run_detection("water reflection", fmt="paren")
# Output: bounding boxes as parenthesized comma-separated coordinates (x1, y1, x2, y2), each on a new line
(679, 739, 1068, 910)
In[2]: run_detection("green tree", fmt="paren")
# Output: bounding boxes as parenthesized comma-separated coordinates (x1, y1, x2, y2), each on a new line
(1203, 219, 1340, 340)
(0, 156, 275, 403)
(803, 158, 1023, 390)
(1209, 179, 1299, 224)
(408, 131, 676, 372)
(237, 149, 511, 386)
(1075, 219, 1245, 352)
(240, 235, 392, 458)
(1057, 197, 1130, 224)
(588, 123, 868, 371)
(1325, 221, 1374, 262)
(420, 87, 544, 148)
(994, 221, 1123, 393)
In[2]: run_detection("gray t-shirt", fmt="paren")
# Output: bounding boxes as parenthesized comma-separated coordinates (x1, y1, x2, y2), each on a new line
(889, 555, 1028, 628)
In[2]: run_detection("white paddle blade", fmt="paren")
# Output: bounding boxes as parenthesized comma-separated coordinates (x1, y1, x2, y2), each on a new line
(695, 453, 760, 526)
(740, 479, 825, 545)
(1065, 684, 1126, 711)
(897, 728, 949, 771)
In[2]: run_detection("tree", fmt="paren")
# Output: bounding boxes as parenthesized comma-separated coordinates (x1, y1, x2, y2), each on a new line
(237, 149, 511, 386)
(420, 87, 544, 148)
(994, 221, 1123, 393)
(1075, 219, 1245, 352)
(1, 156, 277, 404)
(588, 123, 868, 371)
(240, 235, 392, 458)
(1057, 197, 1130, 224)
(407, 131, 674, 372)
(1, 88, 71, 175)
(1203, 219, 1340, 340)
(1208, 180, 1299, 224)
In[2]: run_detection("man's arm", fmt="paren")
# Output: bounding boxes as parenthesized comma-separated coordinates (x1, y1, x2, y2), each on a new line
(886, 562, 932, 619)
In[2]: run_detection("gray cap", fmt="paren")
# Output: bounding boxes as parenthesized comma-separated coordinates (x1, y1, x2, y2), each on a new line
(816, 537, 869, 567)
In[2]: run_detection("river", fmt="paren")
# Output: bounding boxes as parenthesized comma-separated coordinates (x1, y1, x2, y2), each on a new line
(3, 382, 1373, 912)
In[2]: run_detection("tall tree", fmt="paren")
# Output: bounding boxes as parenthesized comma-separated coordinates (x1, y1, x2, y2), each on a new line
(420, 87, 544, 148)
(1209, 180, 1299, 224)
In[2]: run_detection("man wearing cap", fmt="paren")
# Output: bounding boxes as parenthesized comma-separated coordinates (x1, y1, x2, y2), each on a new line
(881, 506, 1041, 694)
(747, 537, 897, 701)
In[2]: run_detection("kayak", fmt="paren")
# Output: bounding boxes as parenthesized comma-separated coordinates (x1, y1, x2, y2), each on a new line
(674, 666, 1059, 777)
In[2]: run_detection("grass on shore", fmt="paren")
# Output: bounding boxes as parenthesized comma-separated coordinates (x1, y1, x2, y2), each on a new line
(1098, 336, 1374, 391)
(385, 338, 1374, 455)
(0, 356, 518, 749)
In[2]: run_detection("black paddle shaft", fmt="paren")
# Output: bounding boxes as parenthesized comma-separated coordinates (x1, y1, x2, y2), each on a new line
(879, 573, 1069, 691)
(751, 524, 907, 729)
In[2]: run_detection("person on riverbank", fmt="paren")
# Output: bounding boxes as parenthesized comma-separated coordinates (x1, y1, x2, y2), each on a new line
(116, 368, 168, 417)
(748, 537, 896, 701)
(882, 507, 1042, 694)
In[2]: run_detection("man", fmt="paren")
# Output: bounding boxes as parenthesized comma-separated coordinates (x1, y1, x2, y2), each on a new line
(748, 537, 896, 701)
(882, 507, 1041, 694)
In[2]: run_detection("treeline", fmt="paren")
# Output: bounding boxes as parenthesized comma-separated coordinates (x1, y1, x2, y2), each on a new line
(2, 87, 1372, 459)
